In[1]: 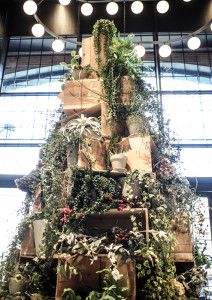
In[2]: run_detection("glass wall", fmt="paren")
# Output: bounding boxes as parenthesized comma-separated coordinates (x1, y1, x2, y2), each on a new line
(0, 31, 211, 256)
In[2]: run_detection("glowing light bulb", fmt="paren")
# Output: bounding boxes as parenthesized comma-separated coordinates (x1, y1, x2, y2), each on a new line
(131, 1, 144, 14)
(81, 3, 93, 16)
(156, 0, 169, 14)
(159, 44, 172, 57)
(52, 40, 65, 52)
(32, 24, 45, 37)
(134, 45, 145, 57)
(59, 0, 71, 5)
(78, 47, 83, 58)
(183, 0, 191, 2)
(187, 36, 201, 50)
(23, 0, 37, 15)
(106, 2, 119, 15)
(210, 22, 212, 31)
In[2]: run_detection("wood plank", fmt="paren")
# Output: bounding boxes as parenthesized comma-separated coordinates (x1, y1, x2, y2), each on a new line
(63, 103, 101, 120)
(20, 224, 36, 257)
(125, 135, 152, 173)
(55, 256, 101, 299)
(58, 79, 102, 116)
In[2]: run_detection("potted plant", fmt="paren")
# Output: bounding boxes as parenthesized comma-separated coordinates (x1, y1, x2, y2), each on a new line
(62, 115, 101, 169)
(110, 152, 127, 172)
(61, 50, 93, 80)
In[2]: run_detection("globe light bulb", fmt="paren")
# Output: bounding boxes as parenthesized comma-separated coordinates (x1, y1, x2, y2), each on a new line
(52, 39, 65, 52)
(78, 47, 83, 58)
(106, 2, 119, 15)
(187, 36, 201, 50)
(159, 44, 172, 57)
(81, 3, 93, 16)
(134, 45, 145, 57)
(32, 24, 45, 37)
(156, 0, 169, 14)
(183, 0, 191, 2)
(59, 0, 71, 5)
(23, 0, 37, 15)
(131, 1, 144, 14)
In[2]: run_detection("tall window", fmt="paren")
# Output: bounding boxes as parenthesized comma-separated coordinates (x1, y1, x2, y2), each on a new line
(0, 32, 211, 256)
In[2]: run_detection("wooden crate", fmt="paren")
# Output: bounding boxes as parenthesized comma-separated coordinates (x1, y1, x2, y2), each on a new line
(172, 231, 194, 262)
(55, 255, 136, 300)
(83, 208, 149, 240)
(58, 79, 102, 116)
(20, 224, 36, 257)
(81, 36, 106, 71)
(121, 135, 152, 173)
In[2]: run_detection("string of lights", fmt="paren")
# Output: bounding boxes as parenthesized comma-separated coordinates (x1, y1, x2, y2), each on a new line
(23, 0, 212, 57)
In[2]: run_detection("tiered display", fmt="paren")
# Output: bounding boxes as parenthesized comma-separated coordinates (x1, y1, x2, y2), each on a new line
(0, 20, 208, 300)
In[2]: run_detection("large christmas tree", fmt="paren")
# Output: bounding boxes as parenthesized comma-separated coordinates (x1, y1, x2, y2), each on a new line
(0, 20, 210, 300)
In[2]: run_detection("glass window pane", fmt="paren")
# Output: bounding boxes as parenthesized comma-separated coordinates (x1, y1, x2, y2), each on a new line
(162, 94, 212, 141)
(0, 188, 25, 257)
(0, 147, 40, 175)
(179, 148, 212, 177)
(0, 95, 61, 141)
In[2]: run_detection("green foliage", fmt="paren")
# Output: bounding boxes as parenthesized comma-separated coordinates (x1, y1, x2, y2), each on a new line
(41, 129, 68, 211)
(69, 170, 119, 213)
(60, 50, 93, 82)
(15, 169, 41, 195)
(60, 50, 81, 71)
(92, 19, 117, 67)
(100, 34, 142, 124)
(19, 259, 56, 297)
(87, 270, 126, 300)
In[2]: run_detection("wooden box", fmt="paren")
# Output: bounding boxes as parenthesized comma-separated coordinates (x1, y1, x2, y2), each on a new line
(83, 208, 149, 240)
(58, 79, 102, 116)
(118, 135, 152, 173)
(20, 224, 36, 257)
(55, 255, 136, 300)
(81, 36, 106, 71)
(172, 231, 194, 262)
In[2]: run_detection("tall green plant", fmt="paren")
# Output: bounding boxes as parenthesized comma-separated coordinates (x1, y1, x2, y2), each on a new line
(92, 19, 117, 67)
